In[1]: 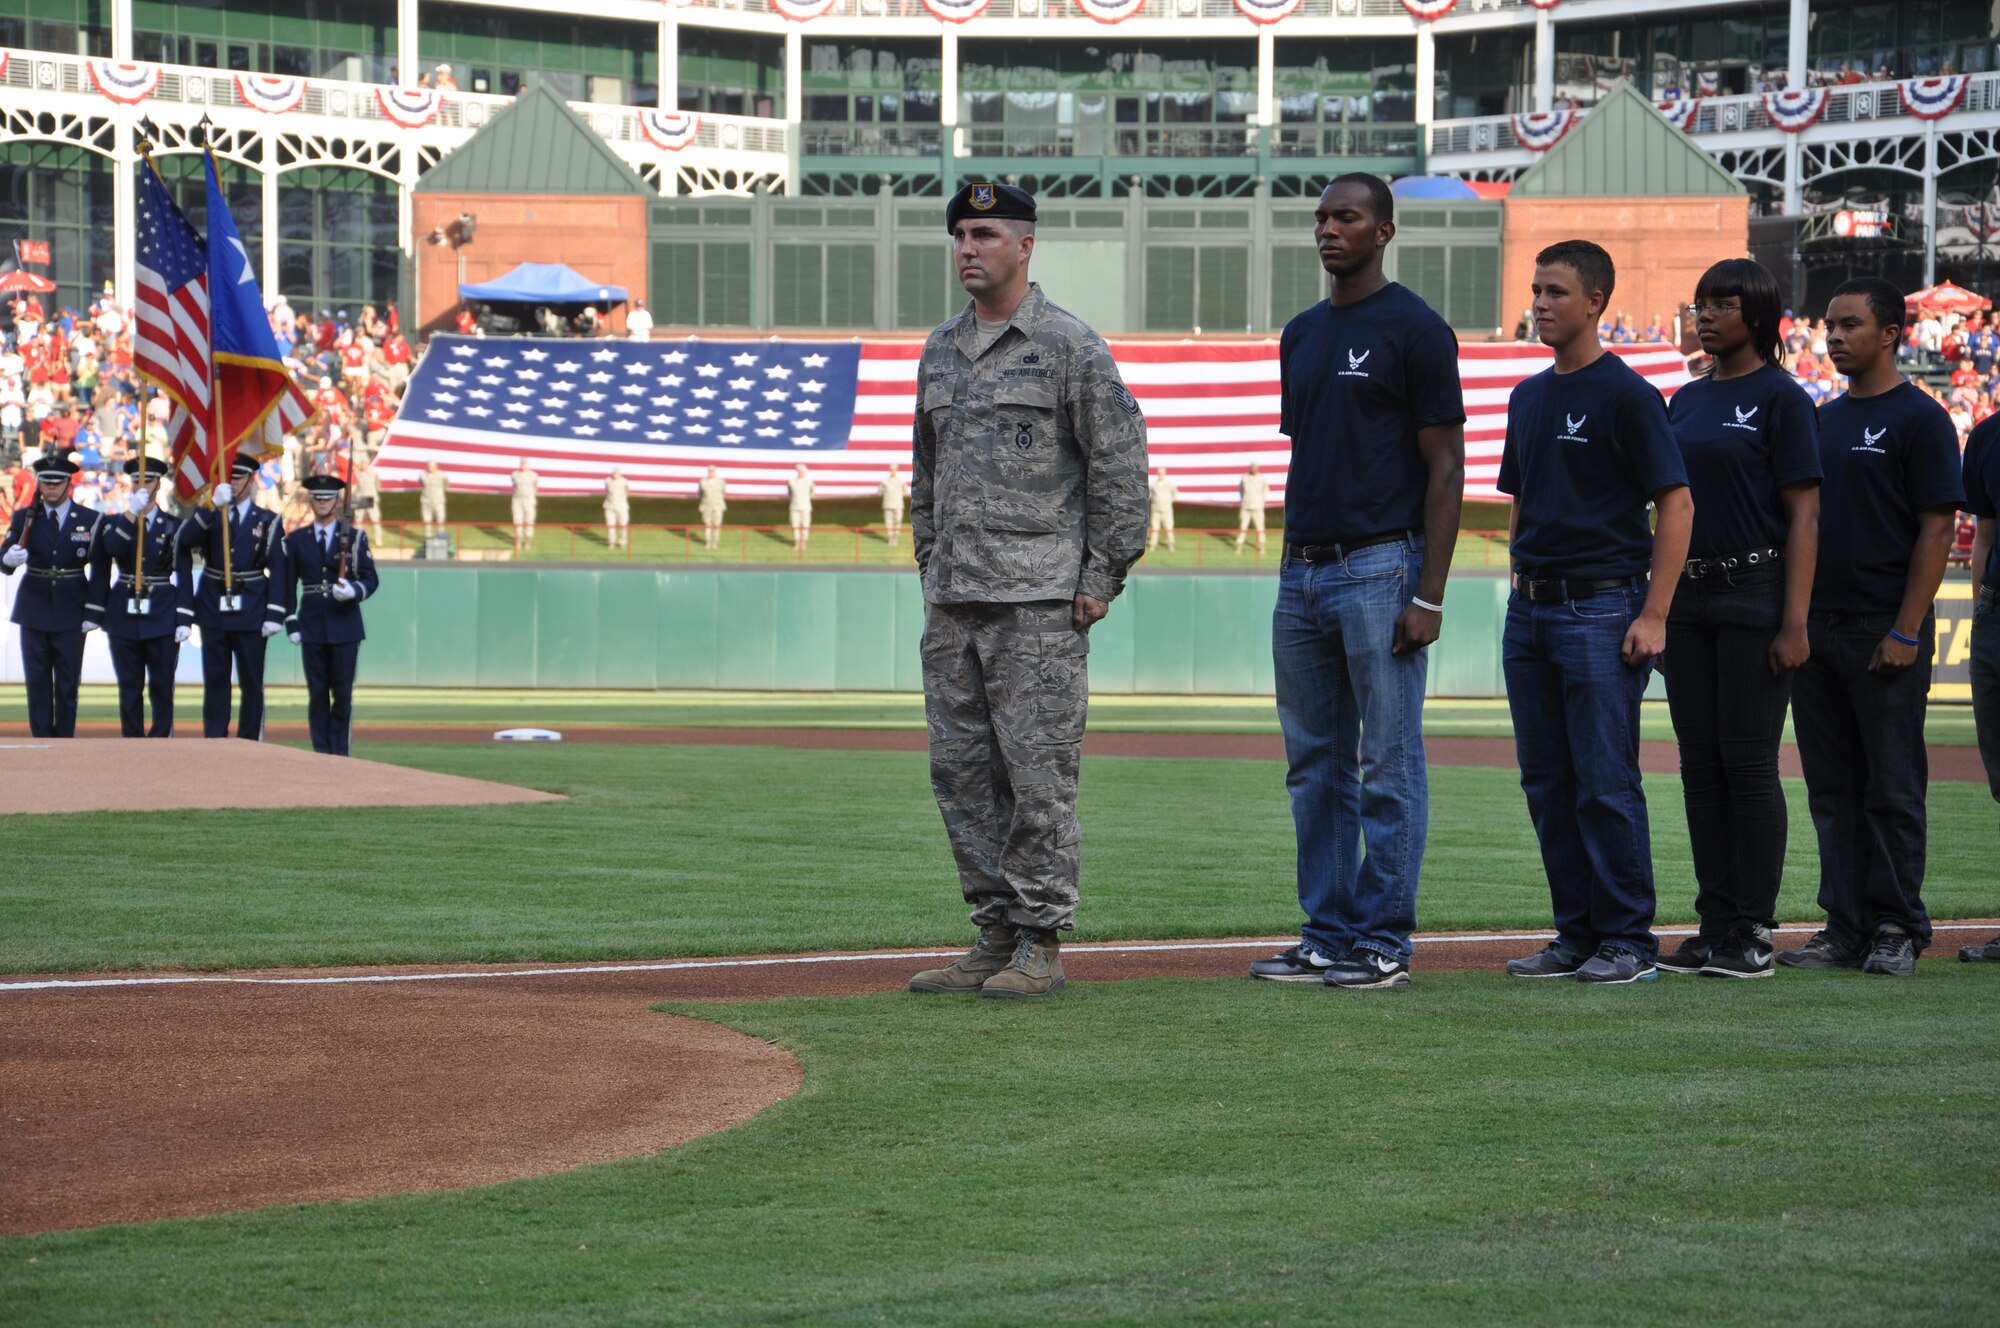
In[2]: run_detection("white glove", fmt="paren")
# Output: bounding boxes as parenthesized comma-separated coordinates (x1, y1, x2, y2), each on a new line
(331, 579, 357, 602)
(1, 546, 26, 568)
(213, 483, 233, 506)
(259, 621, 281, 638)
(82, 620, 99, 633)
(288, 631, 302, 644)
(174, 625, 191, 644)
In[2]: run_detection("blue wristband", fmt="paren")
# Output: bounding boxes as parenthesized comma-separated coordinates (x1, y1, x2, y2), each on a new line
(1889, 628, 1920, 647)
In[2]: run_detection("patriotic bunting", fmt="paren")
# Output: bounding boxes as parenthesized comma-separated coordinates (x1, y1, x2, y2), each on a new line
(0, 53, 10, 79)
(1072, 0, 1148, 23)
(921, 0, 993, 20)
(1899, 76, 1967, 121)
(376, 86, 441, 128)
(1762, 87, 1828, 133)
(1527, 0, 1560, 7)
(1399, 0, 1457, 18)
(1512, 108, 1576, 152)
(771, 0, 838, 19)
(639, 109, 700, 151)
(234, 73, 306, 115)
(1656, 97, 1698, 132)
(88, 60, 161, 106)
(1234, 0, 1304, 23)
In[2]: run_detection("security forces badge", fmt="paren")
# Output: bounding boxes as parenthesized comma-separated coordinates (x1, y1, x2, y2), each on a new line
(970, 183, 996, 211)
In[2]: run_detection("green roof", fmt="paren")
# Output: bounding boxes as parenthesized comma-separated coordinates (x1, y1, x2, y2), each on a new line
(1512, 81, 1744, 199)
(415, 84, 654, 197)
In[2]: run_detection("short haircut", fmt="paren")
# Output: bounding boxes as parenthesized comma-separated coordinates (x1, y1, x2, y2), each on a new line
(1325, 173, 1394, 225)
(1694, 258, 1785, 368)
(1829, 276, 1906, 336)
(1535, 239, 1616, 310)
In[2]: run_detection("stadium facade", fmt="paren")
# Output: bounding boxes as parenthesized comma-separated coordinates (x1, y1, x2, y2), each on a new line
(1, 0, 1996, 332)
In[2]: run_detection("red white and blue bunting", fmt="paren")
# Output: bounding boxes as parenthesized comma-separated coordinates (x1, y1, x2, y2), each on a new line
(1656, 97, 1698, 132)
(376, 86, 441, 129)
(772, 0, 837, 19)
(921, 0, 992, 21)
(1899, 76, 1968, 121)
(235, 73, 306, 115)
(1234, 0, 1304, 24)
(1762, 87, 1828, 133)
(1512, 108, 1576, 152)
(1400, 0, 1457, 16)
(639, 109, 700, 151)
(1527, 0, 1560, 8)
(1072, 0, 1147, 22)
(88, 60, 160, 106)
(0, 53, 10, 80)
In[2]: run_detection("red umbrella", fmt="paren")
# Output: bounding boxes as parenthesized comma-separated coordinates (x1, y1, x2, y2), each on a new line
(1906, 280, 1992, 314)
(0, 268, 56, 294)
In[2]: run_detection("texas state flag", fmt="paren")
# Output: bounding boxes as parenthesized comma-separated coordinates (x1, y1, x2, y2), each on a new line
(203, 149, 309, 474)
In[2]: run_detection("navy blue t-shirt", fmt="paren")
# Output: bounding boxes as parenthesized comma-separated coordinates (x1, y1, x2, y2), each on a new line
(1279, 282, 1465, 545)
(1813, 383, 1966, 614)
(1497, 351, 1689, 579)
(1669, 364, 1822, 558)
(1960, 412, 2000, 587)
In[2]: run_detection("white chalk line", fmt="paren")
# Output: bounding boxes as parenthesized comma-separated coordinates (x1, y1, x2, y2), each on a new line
(3, 924, 1994, 994)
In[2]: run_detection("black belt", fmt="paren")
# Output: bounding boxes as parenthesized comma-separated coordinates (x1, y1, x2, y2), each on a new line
(301, 583, 340, 595)
(1286, 531, 1417, 563)
(1684, 547, 1781, 580)
(1520, 575, 1646, 604)
(215, 571, 266, 582)
(27, 567, 85, 580)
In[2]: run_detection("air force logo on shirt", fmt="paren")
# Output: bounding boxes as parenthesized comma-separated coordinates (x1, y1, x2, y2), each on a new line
(1338, 347, 1372, 379)
(1724, 404, 1760, 432)
(1854, 425, 1888, 454)
(1558, 412, 1589, 443)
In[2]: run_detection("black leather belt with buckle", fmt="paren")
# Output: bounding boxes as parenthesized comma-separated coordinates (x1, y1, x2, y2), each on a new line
(28, 567, 85, 580)
(302, 583, 338, 595)
(1684, 547, 1782, 579)
(1520, 575, 1646, 604)
(1286, 531, 1417, 564)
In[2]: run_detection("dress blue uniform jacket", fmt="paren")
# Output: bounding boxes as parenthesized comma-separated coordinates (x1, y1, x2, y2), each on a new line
(174, 501, 288, 635)
(86, 511, 182, 641)
(2, 502, 102, 632)
(283, 522, 378, 645)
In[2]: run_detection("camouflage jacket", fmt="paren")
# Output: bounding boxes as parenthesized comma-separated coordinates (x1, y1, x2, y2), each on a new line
(912, 284, 1149, 605)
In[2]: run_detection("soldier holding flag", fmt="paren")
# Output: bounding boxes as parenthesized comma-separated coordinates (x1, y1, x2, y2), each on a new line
(86, 455, 183, 736)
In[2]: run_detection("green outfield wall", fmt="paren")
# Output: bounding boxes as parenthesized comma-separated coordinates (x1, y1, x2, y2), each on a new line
(260, 566, 1514, 696)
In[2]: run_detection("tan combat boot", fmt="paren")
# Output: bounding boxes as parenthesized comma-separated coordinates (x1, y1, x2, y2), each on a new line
(908, 925, 1018, 993)
(980, 929, 1066, 1000)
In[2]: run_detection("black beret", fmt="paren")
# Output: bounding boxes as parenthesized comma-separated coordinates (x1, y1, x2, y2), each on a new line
(300, 475, 347, 495)
(31, 455, 79, 478)
(945, 181, 1037, 233)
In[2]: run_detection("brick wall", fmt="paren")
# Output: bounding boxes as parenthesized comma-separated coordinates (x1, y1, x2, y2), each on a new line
(1500, 195, 1751, 337)
(412, 193, 649, 338)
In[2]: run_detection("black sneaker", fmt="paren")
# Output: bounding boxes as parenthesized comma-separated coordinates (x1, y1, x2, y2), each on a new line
(1861, 930, 1917, 977)
(1775, 930, 1864, 970)
(1700, 932, 1775, 979)
(1655, 935, 1714, 975)
(1323, 951, 1410, 990)
(1575, 946, 1659, 985)
(1249, 944, 1336, 983)
(1505, 942, 1588, 979)
(1958, 933, 2000, 963)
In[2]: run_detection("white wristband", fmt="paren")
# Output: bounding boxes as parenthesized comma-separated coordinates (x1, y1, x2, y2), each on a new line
(1411, 596, 1444, 613)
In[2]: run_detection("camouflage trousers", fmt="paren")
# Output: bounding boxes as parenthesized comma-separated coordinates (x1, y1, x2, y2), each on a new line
(921, 598, 1089, 932)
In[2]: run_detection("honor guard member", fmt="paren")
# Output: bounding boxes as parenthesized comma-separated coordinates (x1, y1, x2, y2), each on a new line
(283, 475, 378, 756)
(1146, 467, 1178, 552)
(86, 457, 183, 737)
(176, 454, 289, 739)
(697, 466, 727, 550)
(604, 468, 631, 550)
(906, 181, 1149, 1001)
(1, 454, 98, 737)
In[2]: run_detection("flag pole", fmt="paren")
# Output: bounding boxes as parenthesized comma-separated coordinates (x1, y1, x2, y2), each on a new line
(132, 120, 158, 605)
(197, 131, 235, 601)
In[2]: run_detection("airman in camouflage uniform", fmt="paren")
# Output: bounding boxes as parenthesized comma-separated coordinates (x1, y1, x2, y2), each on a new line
(906, 181, 1149, 1001)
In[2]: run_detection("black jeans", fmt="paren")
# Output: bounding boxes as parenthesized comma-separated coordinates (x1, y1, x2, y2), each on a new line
(1971, 598, 2000, 806)
(1791, 611, 1934, 950)
(1661, 566, 1793, 938)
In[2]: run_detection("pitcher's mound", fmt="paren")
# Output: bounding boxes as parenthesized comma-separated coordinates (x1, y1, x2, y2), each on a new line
(0, 741, 563, 815)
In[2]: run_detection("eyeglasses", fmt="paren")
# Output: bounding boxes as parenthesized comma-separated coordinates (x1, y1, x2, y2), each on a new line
(1690, 302, 1743, 317)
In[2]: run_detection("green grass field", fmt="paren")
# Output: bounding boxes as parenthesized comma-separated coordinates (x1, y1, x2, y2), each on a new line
(7, 973, 1996, 1325)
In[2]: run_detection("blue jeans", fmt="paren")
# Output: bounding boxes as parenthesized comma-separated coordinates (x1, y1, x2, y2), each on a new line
(1503, 586, 1658, 959)
(1272, 538, 1428, 962)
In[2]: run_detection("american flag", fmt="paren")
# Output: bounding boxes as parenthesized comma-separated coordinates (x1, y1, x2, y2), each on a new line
(132, 160, 213, 500)
(378, 335, 1689, 502)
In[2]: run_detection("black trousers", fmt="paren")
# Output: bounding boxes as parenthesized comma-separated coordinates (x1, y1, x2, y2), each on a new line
(201, 629, 268, 740)
(301, 641, 359, 756)
(1660, 567, 1793, 938)
(19, 625, 83, 738)
(1970, 600, 2000, 806)
(108, 633, 178, 737)
(1791, 611, 1934, 950)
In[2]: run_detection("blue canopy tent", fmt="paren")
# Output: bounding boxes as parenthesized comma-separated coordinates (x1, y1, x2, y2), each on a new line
(458, 262, 628, 307)
(1388, 176, 1481, 200)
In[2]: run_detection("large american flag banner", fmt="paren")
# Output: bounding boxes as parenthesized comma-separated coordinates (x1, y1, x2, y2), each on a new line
(378, 335, 1690, 503)
(132, 160, 213, 499)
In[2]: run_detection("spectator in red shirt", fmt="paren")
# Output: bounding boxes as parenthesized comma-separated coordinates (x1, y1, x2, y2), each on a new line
(455, 307, 478, 336)
(1953, 358, 1981, 390)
